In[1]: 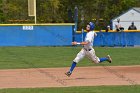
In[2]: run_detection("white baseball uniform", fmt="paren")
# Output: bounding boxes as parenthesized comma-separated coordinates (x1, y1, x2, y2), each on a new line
(73, 31, 100, 63)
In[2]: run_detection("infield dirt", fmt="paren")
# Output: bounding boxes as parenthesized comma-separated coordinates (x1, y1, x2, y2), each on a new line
(0, 65, 140, 89)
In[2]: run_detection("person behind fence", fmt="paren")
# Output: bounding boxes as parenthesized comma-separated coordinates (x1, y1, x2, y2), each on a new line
(115, 18, 124, 32)
(106, 25, 111, 32)
(128, 22, 137, 30)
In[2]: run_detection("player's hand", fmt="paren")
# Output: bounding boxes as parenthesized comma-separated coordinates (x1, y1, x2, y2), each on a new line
(72, 41, 77, 45)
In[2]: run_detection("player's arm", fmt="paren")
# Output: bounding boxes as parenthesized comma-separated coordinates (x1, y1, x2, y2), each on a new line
(72, 41, 89, 45)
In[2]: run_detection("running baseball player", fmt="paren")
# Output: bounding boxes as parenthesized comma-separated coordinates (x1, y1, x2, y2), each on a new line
(65, 22, 112, 77)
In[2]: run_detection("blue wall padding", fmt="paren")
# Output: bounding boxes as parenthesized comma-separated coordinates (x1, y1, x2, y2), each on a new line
(0, 25, 140, 47)
(0, 25, 73, 46)
(75, 32, 140, 47)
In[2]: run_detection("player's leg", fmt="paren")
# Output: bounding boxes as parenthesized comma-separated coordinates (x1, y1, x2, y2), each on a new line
(65, 49, 85, 77)
(99, 55, 112, 63)
(87, 48, 112, 63)
(86, 49, 100, 63)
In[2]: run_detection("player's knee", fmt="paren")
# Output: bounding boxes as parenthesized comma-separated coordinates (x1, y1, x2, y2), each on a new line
(74, 61, 78, 64)
(92, 60, 99, 64)
(73, 59, 79, 64)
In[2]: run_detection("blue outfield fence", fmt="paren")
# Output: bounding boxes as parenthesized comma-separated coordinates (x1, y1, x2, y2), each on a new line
(0, 24, 74, 46)
(75, 32, 140, 47)
(0, 24, 140, 47)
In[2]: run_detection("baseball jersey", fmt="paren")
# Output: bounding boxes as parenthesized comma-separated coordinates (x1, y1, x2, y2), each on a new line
(84, 31, 97, 49)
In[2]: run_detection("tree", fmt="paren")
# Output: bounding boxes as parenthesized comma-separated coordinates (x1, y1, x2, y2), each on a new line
(37, 0, 62, 23)
(0, 0, 139, 26)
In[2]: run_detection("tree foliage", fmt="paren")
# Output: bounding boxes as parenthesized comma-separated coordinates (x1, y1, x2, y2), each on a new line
(0, 0, 140, 29)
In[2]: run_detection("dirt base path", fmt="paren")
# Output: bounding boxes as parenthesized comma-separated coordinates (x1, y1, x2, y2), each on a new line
(0, 65, 140, 89)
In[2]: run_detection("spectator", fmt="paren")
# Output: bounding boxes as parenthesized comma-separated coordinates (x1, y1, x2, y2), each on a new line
(106, 25, 110, 32)
(128, 22, 137, 30)
(115, 18, 124, 32)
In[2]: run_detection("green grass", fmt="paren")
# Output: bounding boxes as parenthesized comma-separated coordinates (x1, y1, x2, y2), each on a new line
(0, 47, 140, 92)
(0, 47, 140, 69)
(0, 85, 140, 93)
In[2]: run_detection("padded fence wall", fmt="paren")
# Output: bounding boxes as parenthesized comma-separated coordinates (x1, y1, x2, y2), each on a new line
(75, 32, 140, 47)
(0, 25, 140, 47)
(0, 24, 74, 46)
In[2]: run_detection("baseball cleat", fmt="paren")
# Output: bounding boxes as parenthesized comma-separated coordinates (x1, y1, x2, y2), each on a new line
(65, 71, 72, 77)
(107, 55, 112, 63)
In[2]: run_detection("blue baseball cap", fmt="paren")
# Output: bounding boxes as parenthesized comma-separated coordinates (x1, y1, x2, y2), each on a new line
(89, 22, 95, 30)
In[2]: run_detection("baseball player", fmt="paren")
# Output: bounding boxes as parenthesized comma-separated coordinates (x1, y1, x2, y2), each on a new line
(65, 22, 112, 77)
